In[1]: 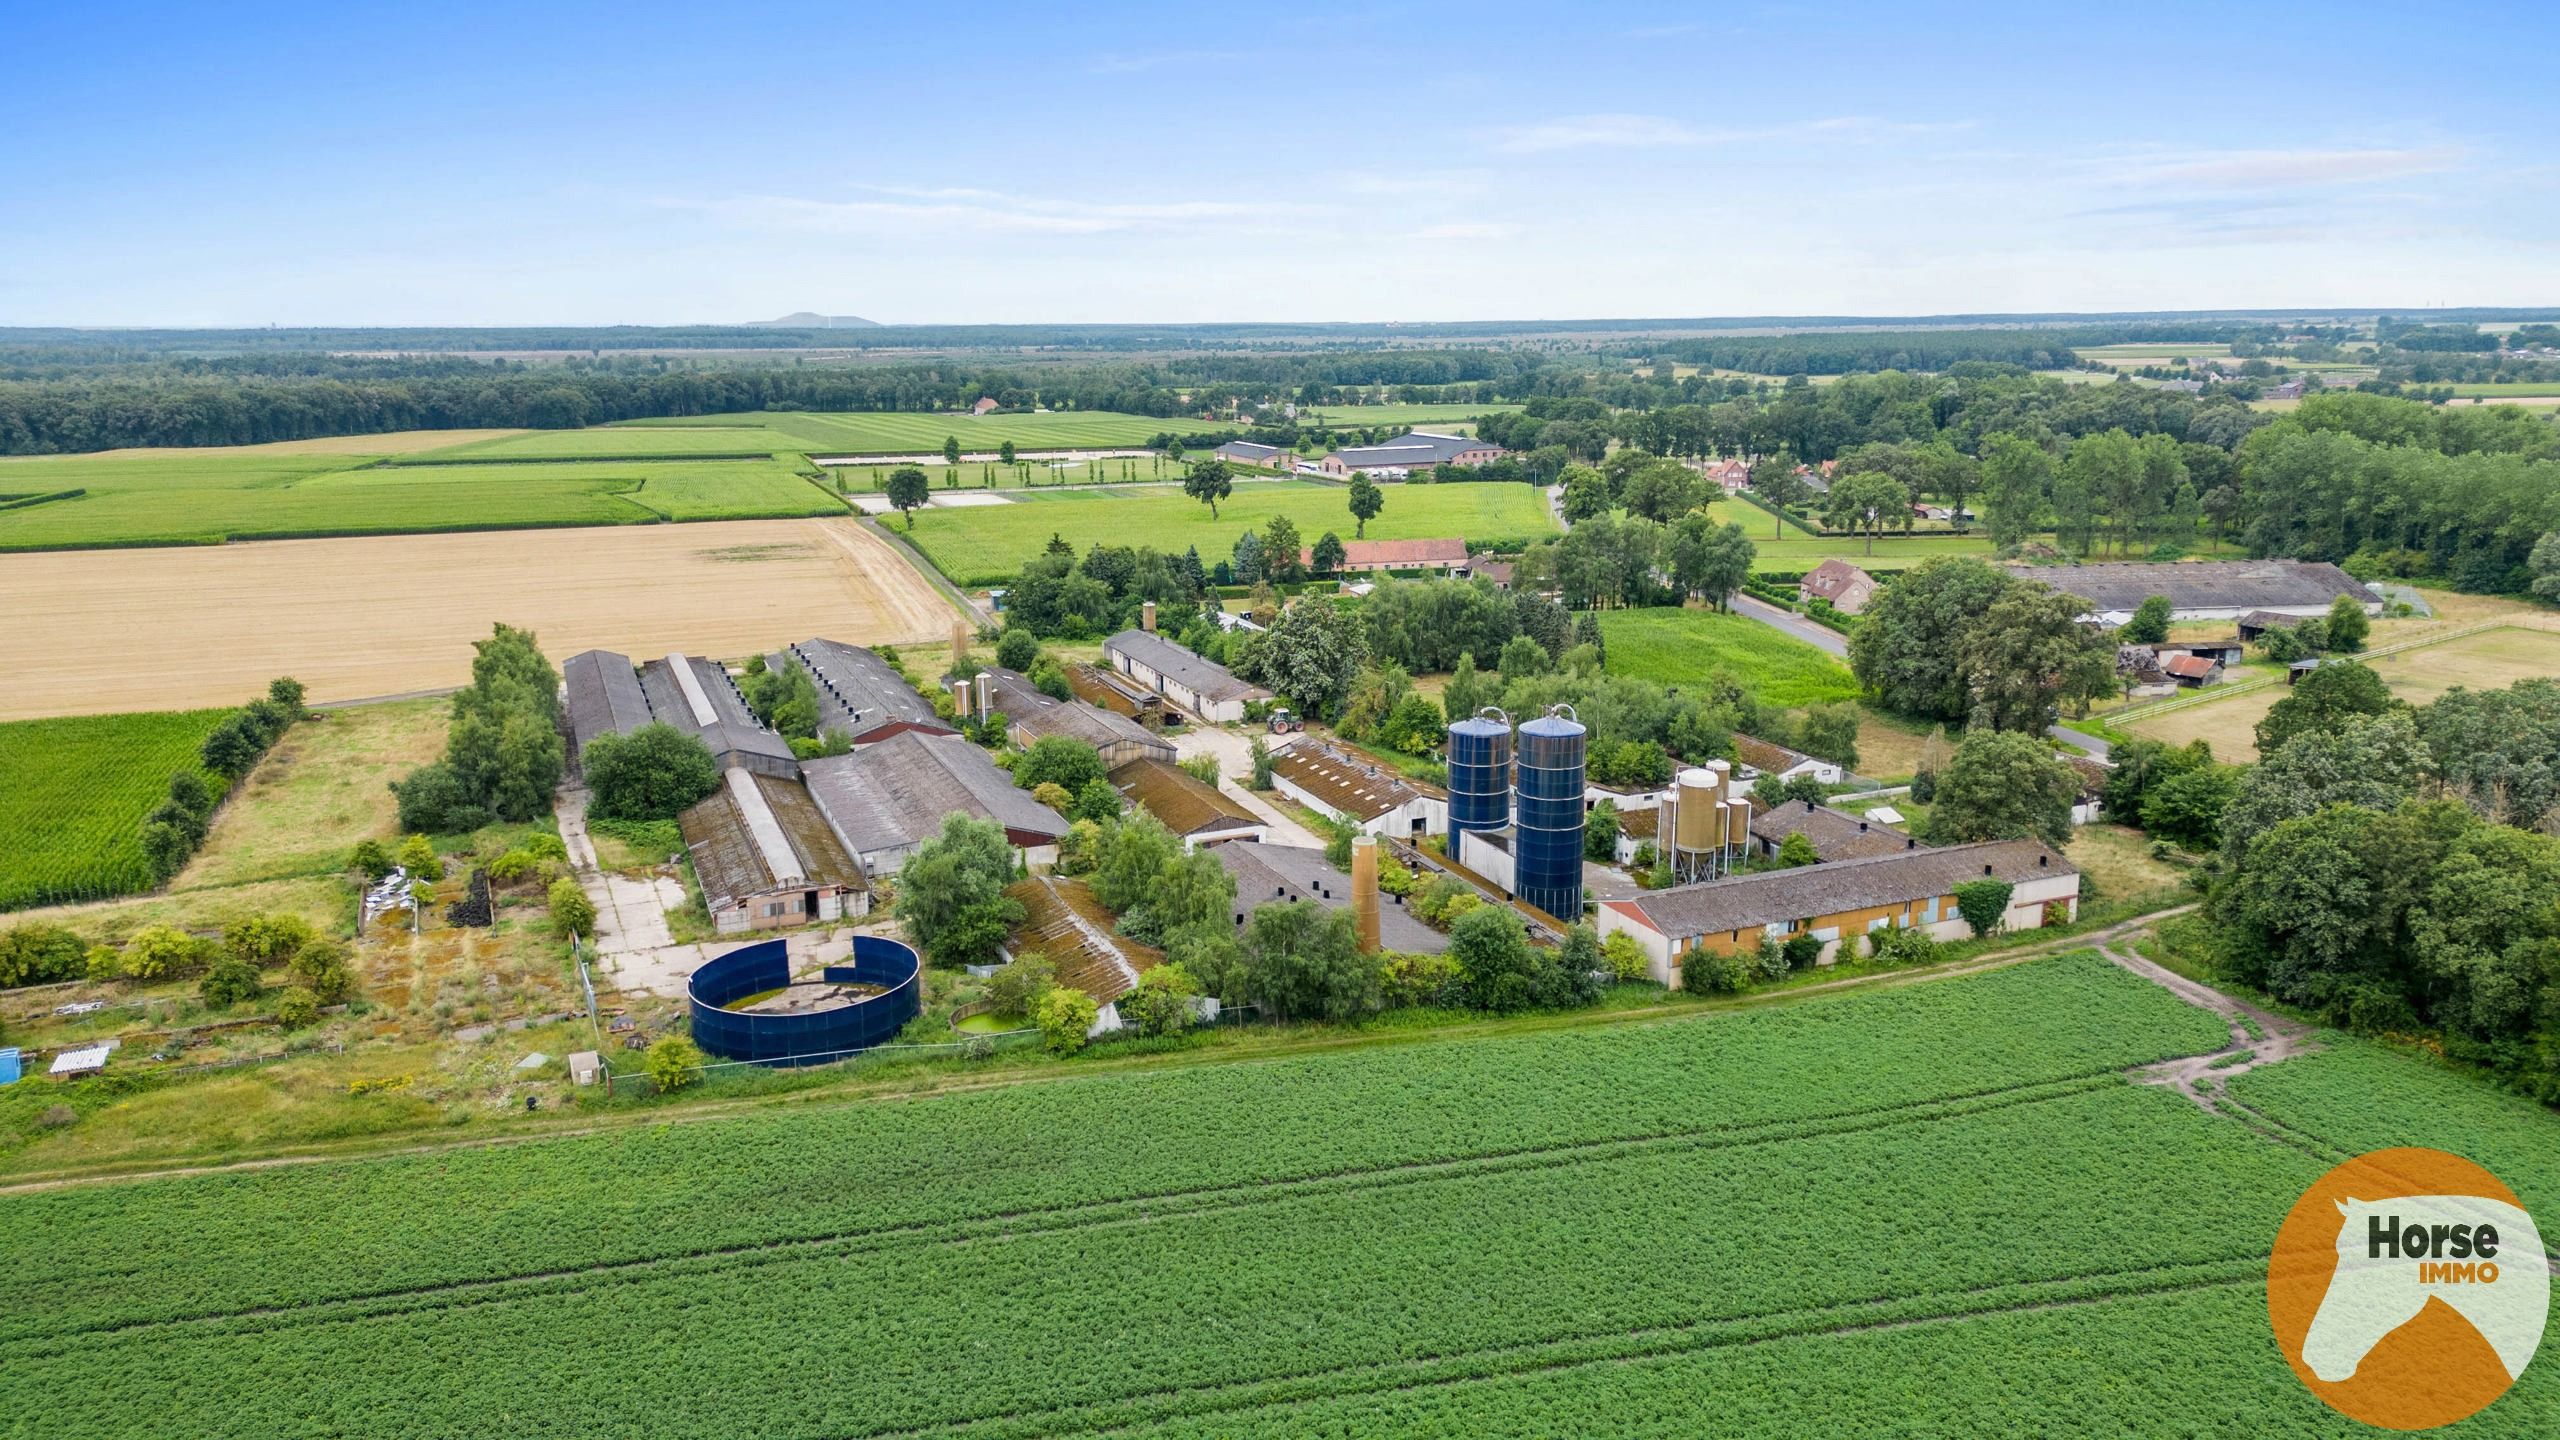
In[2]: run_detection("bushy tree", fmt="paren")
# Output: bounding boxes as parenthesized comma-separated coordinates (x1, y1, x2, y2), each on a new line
(2255, 660, 2393, 756)
(1925, 731, 2078, 848)
(1347, 474, 1383, 537)
(199, 953, 264, 1008)
(583, 724, 721, 821)
(885, 465, 931, 528)
(0, 923, 86, 989)
(225, 914, 313, 967)
(2139, 764, 2242, 850)
(289, 938, 357, 1004)
(1776, 832, 1821, 868)
(1848, 557, 2014, 722)
(121, 924, 208, 981)
(1013, 735, 1106, 794)
(896, 815, 1025, 968)
(1240, 901, 1378, 1021)
(1119, 962, 1200, 1037)
(1183, 457, 1234, 519)
(1601, 929, 1649, 983)
(349, 838, 394, 878)
(2324, 595, 2371, 653)
(1959, 584, 2114, 730)
(996, 628, 1041, 671)
(2122, 594, 2172, 645)
(1247, 597, 1370, 717)
(274, 985, 321, 1029)
(644, 1034, 704, 1092)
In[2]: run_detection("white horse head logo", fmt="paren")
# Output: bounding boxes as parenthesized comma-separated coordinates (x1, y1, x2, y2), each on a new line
(2301, 1194, 2550, 1384)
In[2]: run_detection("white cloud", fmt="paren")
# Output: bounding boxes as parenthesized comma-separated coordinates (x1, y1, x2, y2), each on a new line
(2110, 146, 2464, 190)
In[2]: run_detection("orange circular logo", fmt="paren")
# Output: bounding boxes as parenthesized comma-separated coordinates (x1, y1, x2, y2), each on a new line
(2269, 1147, 2550, 1430)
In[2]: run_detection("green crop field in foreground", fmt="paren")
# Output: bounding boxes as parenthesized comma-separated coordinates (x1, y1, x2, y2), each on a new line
(1599, 606, 1860, 706)
(0, 452, 842, 548)
(902, 480, 1560, 586)
(0, 708, 230, 910)
(5, 953, 2552, 1437)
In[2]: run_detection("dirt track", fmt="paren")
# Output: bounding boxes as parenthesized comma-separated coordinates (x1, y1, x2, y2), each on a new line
(0, 518, 953, 720)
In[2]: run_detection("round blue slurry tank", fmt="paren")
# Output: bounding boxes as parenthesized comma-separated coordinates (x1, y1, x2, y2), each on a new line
(1513, 705, 1587, 919)
(1446, 708, 1513, 839)
(687, 934, 923, 1067)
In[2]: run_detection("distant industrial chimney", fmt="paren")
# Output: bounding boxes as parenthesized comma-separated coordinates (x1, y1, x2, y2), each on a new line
(1141, 599, 1158, 633)
(1350, 834, 1382, 954)
(950, 617, 970, 667)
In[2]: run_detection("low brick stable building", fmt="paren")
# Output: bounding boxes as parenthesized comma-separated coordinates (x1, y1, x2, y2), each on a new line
(1733, 734, 1842, 786)
(1745, 799, 1912, 863)
(977, 665, 1174, 768)
(1302, 537, 1470, 575)
(800, 730, 1070, 874)
(1318, 431, 1505, 476)
(1597, 839, 2080, 983)
(1110, 757, 1266, 847)
(2006, 559, 2376, 626)
(1797, 558, 1879, 616)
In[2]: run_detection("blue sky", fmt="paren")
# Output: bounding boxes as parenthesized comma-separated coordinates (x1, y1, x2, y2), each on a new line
(3, 1, 2555, 325)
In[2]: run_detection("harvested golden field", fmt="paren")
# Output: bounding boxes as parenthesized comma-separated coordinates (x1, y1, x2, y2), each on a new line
(2123, 625, 2560, 761)
(0, 517, 951, 721)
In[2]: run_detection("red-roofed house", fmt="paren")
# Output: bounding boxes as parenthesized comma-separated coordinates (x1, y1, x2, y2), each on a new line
(1797, 559, 1879, 616)
(2162, 653, 2223, 687)
(1304, 537, 1470, 574)
(971, 396, 1000, 416)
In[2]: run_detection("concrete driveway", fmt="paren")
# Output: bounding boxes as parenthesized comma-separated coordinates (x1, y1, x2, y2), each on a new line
(1730, 592, 1848, 657)
(1169, 725, 1327, 850)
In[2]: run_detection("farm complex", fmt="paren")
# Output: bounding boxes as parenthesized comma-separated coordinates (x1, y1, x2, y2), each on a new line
(8, 290, 2560, 1433)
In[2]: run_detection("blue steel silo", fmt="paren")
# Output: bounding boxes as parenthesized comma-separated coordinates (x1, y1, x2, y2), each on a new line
(1446, 707, 1513, 841)
(1513, 704, 1587, 919)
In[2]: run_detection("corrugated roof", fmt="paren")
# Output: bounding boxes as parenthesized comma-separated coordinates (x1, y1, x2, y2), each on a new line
(1611, 839, 2074, 940)
(1103, 630, 1272, 706)
(2162, 653, 2220, 679)
(637, 656, 797, 767)
(1006, 876, 1153, 1003)
(981, 666, 1172, 758)
(801, 730, 1069, 858)
(1746, 799, 1911, 861)
(680, 772, 866, 913)
(1211, 842, 1448, 954)
(1270, 740, 1443, 821)
(786, 637, 950, 741)
(1733, 734, 1821, 776)
(1111, 757, 1259, 837)
(2008, 560, 2369, 614)
(1327, 432, 1503, 468)
(563, 649, 654, 755)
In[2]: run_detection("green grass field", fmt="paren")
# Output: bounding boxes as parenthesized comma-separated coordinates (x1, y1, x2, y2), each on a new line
(608, 408, 1208, 455)
(1288, 402, 1518, 430)
(1702, 498, 1995, 571)
(0, 708, 230, 910)
(2447, 382, 2560, 397)
(0, 453, 842, 549)
(824, 454, 1195, 491)
(6, 953, 2554, 1436)
(1598, 606, 1860, 706)
(902, 480, 1559, 586)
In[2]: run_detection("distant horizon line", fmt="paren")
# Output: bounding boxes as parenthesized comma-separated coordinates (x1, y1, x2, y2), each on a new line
(10, 305, 2560, 336)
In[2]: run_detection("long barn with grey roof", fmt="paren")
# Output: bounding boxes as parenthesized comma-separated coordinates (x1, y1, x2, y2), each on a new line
(976, 666, 1173, 767)
(563, 650, 654, 764)
(680, 769, 868, 934)
(637, 653, 799, 777)
(800, 730, 1070, 873)
(1102, 629, 1273, 723)
(778, 637, 955, 747)
(2007, 560, 2376, 626)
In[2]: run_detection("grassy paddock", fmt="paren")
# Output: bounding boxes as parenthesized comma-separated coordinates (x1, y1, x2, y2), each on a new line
(1597, 606, 1859, 706)
(2123, 625, 2560, 760)
(176, 699, 448, 891)
(901, 481, 1558, 586)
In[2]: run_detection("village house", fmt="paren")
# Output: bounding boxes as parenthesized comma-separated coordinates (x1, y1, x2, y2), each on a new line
(1317, 431, 1505, 476)
(1304, 537, 1470, 575)
(1796, 558, 1880, 616)
(1706, 457, 1753, 492)
(971, 396, 1000, 416)
(1596, 839, 2081, 983)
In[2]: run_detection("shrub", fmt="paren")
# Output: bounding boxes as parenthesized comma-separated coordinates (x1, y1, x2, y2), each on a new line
(199, 953, 264, 1008)
(289, 938, 357, 1004)
(1951, 879, 2014, 939)
(1014, 736, 1106, 794)
(986, 952, 1056, 1017)
(1782, 933, 1822, 970)
(583, 723, 721, 822)
(396, 834, 439, 876)
(1380, 950, 1461, 1007)
(1682, 946, 1752, 994)
(995, 628, 1040, 671)
(274, 985, 321, 1029)
(547, 876, 597, 938)
(225, 914, 313, 967)
(1119, 962, 1199, 1038)
(1601, 930, 1649, 983)
(487, 850, 543, 884)
(0, 923, 87, 989)
(349, 838, 394, 878)
(1036, 987, 1100, 1055)
(644, 1035, 704, 1092)
(121, 924, 208, 981)
(1031, 781, 1073, 813)
(392, 761, 483, 834)
(523, 832, 568, 862)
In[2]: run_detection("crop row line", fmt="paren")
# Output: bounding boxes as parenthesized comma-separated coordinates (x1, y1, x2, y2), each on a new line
(0, 1071, 2129, 1354)
(840, 1256, 2272, 1440)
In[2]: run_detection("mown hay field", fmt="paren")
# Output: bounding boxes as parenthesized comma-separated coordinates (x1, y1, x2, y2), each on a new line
(0, 518, 950, 722)
(902, 480, 1560, 586)
(0, 708, 230, 910)
(3, 953, 2552, 1436)
(0, 451, 844, 549)
(2122, 625, 2560, 761)
(1597, 606, 1860, 707)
